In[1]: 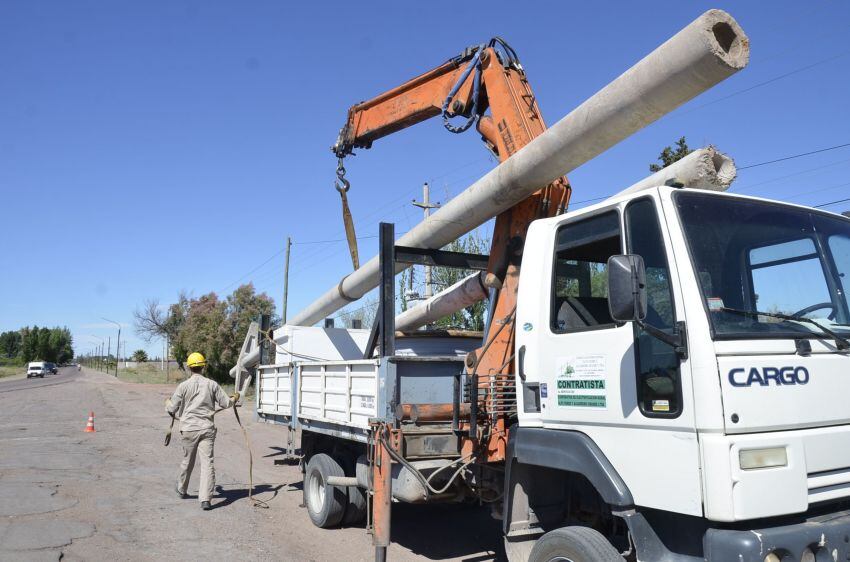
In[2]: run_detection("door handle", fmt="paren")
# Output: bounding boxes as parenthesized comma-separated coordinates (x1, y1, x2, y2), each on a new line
(518, 345, 526, 381)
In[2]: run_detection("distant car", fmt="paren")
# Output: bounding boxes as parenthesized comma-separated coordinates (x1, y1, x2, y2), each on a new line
(44, 362, 58, 375)
(26, 362, 47, 378)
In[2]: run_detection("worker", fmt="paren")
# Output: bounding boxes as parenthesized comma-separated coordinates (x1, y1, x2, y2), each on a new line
(165, 352, 239, 510)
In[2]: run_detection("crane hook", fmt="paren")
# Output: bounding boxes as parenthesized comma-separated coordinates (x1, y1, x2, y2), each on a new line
(335, 158, 351, 193)
(334, 157, 360, 270)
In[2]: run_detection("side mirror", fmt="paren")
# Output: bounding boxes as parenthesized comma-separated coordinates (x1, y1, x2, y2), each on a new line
(607, 254, 647, 322)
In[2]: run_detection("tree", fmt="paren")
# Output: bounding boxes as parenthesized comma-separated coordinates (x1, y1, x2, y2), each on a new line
(425, 231, 490, 331)
(136, 283, 276, 382)
(21, 326, 38, 362)
(0, 331, 22, 359)
(131, 349, 149, 362)
(337, 294, 378, 330)
(134, 292, 189, 344)
(134, 292, 191, 366)
(37, 327, 52, 361)
(649, 136, 691, 172)
(11, 326, 72, 363)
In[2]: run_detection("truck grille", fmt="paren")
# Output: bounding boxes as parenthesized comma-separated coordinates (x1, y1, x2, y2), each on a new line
(808, 466, 850, 504)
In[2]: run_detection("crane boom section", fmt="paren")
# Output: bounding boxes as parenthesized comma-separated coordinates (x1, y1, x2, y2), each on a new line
(333, 41, 572, 462)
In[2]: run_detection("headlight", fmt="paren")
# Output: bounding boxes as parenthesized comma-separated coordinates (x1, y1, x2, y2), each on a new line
(740, 447, 788, 470)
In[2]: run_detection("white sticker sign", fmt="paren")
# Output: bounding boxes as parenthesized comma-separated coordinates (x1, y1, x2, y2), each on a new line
(555, 355, 607, 409)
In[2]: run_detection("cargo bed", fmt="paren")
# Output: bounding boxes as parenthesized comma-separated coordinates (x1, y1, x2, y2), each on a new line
(254, 333, 479, 443)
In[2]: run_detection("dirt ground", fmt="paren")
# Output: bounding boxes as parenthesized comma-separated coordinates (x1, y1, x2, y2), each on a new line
(0, 367, 502, 561)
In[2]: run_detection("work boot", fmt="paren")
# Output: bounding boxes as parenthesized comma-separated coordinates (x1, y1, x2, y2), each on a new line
(201, 501, 211, 510)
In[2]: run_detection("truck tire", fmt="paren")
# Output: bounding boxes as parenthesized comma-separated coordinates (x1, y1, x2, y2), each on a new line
(342, 485, 367, 525)
(305, 454, 347, 528)
(529, 526, 623, 562)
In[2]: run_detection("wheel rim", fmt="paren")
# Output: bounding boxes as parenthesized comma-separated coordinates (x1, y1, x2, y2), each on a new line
(308, 469, 325, 510)
(547, 558, 575, 562)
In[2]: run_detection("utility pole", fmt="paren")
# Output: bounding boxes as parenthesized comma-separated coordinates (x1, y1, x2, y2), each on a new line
(102, 318, 121, 377)
(412, 182, 440, 299)
(107, 336, 111, 373)
(90, 335, 105, 372)
(282, 236, 292, 323)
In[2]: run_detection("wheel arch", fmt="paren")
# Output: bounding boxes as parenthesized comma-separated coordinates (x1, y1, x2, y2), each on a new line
(503, 426, 634, 537)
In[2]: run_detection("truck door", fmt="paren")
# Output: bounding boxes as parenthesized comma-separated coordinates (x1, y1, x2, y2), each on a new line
(516, 195, 702, 516)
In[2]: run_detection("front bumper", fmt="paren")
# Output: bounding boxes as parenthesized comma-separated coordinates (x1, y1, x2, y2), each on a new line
(704, 508, 850, 561)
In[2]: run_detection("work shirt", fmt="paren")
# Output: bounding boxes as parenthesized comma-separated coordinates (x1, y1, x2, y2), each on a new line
(166, 373, 232, 432)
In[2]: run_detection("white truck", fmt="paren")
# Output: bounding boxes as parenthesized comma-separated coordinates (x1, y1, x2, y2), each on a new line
(227, 8, 850, 561)
(237, 184, 850, 562)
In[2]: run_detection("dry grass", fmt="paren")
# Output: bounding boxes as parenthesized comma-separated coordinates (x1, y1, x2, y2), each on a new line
(116, 362, 254, 399)
(0, 365, 22, 379)
(117, 362, 188, 385)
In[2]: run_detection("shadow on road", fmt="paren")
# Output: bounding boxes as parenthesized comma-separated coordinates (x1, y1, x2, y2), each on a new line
(263, 446, 303, 465)
(212, 483, 284, 509)
(389, 502, 503, 561)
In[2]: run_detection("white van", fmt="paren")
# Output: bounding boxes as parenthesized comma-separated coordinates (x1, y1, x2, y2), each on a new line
(26, 362, 47, 378)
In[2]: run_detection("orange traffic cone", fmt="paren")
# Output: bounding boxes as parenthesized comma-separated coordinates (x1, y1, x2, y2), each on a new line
(84, 411, 96, 433)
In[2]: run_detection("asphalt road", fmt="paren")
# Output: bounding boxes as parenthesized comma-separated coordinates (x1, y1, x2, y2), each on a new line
(0, 367, 501, 561)
(0, 365, 82, 393)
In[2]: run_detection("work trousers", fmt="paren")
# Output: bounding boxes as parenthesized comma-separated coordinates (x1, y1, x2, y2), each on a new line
(177, 427, 217, 503)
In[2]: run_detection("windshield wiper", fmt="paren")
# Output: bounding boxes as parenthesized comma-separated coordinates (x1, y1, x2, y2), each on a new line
(720, 307, 850, 350)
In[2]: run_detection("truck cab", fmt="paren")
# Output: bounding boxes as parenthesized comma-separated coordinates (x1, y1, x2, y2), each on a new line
(510, 185, 850, 561)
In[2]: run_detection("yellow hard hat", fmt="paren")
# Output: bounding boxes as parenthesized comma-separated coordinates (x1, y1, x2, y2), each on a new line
(186, 352, 206, 368)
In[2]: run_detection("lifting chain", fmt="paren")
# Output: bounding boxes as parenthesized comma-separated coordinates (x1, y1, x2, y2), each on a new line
(335, 157, 360, 270)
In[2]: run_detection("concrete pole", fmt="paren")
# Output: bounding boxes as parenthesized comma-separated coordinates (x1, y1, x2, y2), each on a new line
(395, 272, 487, 332)
(289, 9, 749, 327)
(282, 236, 292, 323)
(394, 146, 736, 332)
(116, 328, 120, 376)
(412, 183, 440, 300)
(614, 146, 736, 197)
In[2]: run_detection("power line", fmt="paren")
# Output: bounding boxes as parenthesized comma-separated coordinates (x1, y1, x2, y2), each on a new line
(220, 247, 287, 293)
(732, 156, 850, 192)
(815, 197, 850, 209)
(293, 234, 378, 245)
(775, 180, 850, 202)
(738, 142, 850, 170)
(680, 47, 850, 115)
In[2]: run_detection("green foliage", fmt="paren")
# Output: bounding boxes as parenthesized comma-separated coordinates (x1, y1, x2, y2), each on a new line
(649, 136, 691, 173)
(0, 331, 22, 359)
(430, 231, 490, 331)
(131, 349, 149, 362)
(1, 326, 73, 364)
(135, 283, 276, 382)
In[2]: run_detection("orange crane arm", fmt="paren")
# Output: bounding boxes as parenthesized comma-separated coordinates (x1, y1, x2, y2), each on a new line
(334, 39, 572, 462)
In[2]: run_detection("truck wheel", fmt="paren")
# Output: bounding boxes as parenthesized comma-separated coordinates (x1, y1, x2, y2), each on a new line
(529, 527, 623, 562)
(342, 485, 367, 525)
(305, 454, 347, 528)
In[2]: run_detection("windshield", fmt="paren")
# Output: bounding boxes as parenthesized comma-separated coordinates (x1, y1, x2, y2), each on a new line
(675, 192, 850, 340)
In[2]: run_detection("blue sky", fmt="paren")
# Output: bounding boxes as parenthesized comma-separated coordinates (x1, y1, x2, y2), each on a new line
(2, 1, 849, 357)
